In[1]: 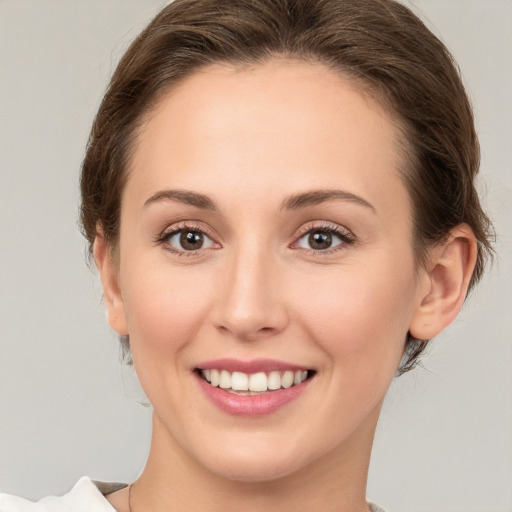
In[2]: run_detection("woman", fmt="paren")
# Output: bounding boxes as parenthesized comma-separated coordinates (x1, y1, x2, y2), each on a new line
(0, 0, 496, 510)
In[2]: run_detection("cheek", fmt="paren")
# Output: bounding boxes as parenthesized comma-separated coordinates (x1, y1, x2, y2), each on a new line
(120, 265, 215, 359)
(290, 256, 418, 367)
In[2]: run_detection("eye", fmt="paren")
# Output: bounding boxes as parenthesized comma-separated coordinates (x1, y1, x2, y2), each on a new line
(158, 224, 217, 254)
(295, 224, 354, 253)
(170, 229, 213, 250)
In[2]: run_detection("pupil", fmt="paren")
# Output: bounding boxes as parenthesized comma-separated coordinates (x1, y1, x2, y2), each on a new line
(180, 231, 203, 250)
(309, 231, 332, 250)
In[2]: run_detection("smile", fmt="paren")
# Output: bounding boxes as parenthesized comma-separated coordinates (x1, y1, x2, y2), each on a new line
(199, 369, 310, 394)
(194, 360, 315, 416)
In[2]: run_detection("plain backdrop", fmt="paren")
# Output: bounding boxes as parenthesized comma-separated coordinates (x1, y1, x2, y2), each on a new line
(0, 1, 510, 511)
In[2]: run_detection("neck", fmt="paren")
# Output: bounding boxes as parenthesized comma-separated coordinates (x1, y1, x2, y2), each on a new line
(130, 407, 380, 512)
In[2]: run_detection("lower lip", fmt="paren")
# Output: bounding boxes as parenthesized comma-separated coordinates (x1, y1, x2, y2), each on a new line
(195, 373, 310, 416)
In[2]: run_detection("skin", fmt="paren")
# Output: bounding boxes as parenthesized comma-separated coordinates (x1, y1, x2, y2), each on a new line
(95, 60, 477, 512)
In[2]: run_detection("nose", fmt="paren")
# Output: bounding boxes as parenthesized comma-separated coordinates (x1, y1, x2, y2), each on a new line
(211, 242, 289, 341)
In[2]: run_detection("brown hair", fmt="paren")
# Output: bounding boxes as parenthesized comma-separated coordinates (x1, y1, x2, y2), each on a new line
(80, 0, 494, 373)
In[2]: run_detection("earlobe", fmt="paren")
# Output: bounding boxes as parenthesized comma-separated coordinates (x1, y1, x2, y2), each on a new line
(409, 224, 478, 341)
(93, 232, 129, 336)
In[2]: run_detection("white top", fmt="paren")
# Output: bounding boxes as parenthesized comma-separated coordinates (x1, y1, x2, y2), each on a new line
(0, 478, 119, 512)
(0, 477, 388, 511)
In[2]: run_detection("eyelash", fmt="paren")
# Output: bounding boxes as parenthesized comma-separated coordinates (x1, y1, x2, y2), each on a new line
(155, 222, 218, 257)
(292, 222, 355, 256)
(155, 221, 355, 257)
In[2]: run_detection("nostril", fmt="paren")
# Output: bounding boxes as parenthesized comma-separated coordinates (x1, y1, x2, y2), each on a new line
(215, 322, 280, 341)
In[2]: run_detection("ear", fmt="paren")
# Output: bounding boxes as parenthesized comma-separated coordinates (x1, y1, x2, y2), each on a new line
(409, 224, 478, 340)
(93, 232, 129, 336)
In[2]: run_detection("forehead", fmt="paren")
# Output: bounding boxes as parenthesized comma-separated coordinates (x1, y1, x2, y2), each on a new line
(127, 59, 409, 218)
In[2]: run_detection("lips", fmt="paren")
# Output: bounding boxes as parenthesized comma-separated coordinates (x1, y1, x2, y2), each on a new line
(194, 359, 314, 416)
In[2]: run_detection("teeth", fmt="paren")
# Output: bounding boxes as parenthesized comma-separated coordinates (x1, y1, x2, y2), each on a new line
(219, 370, 231, 389)
(267, 371, 281, 390)
(231, 371, 249, 391)
(210, 369, 219, 386)
(200, 368, 309, 392)
(249, 372, 267, 392)
(281, 371, 294, 388)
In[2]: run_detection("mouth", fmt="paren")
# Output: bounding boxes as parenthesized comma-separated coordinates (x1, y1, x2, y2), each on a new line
(194, 358, 316, 415)
(196, 368, 314, 395)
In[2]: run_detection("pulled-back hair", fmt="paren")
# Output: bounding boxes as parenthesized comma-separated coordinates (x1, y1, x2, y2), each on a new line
(80, 0, 494, 373)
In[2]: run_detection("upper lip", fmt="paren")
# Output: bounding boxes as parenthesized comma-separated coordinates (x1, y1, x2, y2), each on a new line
(195, 358, 310, 374)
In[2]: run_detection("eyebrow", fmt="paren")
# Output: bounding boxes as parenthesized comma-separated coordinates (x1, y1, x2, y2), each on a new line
(281, 189, 375, 212)
(143, 188, 375, 213)
(144, 189, 218, 211)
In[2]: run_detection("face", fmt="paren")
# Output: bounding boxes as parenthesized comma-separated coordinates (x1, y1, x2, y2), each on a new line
(100, 60, 430, 482)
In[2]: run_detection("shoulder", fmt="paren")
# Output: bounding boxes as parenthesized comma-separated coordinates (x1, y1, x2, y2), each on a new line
(368, 502, 388, 512)
(0, 477, 124, 512)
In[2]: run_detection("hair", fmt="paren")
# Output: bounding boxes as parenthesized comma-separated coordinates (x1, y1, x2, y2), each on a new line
(80, 0, 494, 374)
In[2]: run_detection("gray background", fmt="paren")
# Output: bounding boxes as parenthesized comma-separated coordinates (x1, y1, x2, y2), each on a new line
(0, 1, 510, 511)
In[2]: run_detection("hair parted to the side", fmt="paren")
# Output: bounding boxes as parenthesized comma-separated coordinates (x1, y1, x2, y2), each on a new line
(80, 0, 494, 374)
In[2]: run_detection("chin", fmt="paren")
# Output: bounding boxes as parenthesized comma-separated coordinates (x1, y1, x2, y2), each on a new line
(205, 454, 302, 483)
(190, 433, 320, 484)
